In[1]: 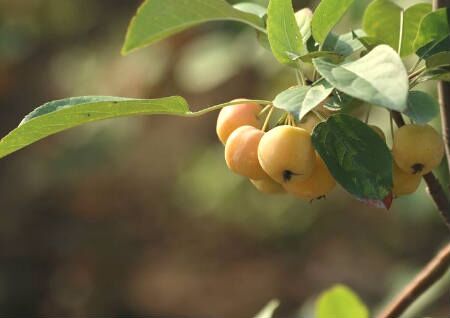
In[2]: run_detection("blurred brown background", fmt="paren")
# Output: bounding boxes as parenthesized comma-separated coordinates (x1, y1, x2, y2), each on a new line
(0, 0, 448, 317)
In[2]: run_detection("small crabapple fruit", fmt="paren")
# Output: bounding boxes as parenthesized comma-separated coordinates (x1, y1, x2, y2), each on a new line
(216, 101, 263, 144)
(225, 125, 266, 180)
(283, 153, 336, 200)
(258, 125, 315, 184)
(250, 176, 285, 194)
(392, 162, 422, 196)
(392, 124, 444, 175)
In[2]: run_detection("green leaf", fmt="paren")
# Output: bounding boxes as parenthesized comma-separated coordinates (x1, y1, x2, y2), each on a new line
(300, 80, 333, 120)
(362, 1, 431, 57)
(253, 299, 280, 318)
(0, 96, 190, 159)
(316, 285, 369, 318)
(122, 0, 265, 54)
(299, 51, 344, 64)
(312, 114, 393, 200)
(313, 45, 408, 112)
(311, 0, 356, 44)
(267, 0, 306, 66)
(417, 65, 450, 82)
(418, 35, 450, 60)
(402, 3, 433, 56)
(322, 30, 366, 56)
(295, 8, 313, 43)
(273, 85, 310, 114)
(404, 91, 440, 124)
(362, 0, 402, 50)
(233, 2, 267, 19)
(426, 52, 450, 69)
(324, 91, 354, 110)
(414, 8, 450, 52)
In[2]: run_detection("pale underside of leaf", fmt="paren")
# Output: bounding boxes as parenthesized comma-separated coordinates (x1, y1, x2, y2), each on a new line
(313, 45, 408, 112)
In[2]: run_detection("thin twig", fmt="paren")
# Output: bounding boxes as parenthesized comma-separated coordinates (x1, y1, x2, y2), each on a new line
(377, 244, 450, 318)
(391, 111, 450, 229)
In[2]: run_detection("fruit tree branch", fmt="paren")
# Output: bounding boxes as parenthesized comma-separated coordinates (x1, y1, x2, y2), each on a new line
(377, 244, 450, 318)
(435, 0, 450, 178)
(391, 112, 450, 229)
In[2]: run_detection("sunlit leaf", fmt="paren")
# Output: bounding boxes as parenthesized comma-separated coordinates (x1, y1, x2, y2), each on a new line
(414, 8, 450, 52)
(0, 96, 190, 159)
(316, 285, 369, 318)
(313, 45, 408, 112)
(311, 0, 356, 44)
(253, 299, 280, 318)
(312, 114, 393, 201)
(233, 2, 267, 18)
(295, 8, 313, 43)
(267, 0, 306, 66)
(122, 0, 265, 54)
(362, 0, 431, 56)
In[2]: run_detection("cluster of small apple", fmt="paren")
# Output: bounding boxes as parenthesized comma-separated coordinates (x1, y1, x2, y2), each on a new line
(216, 101, 336, 200)
(216, 100, 445, 202)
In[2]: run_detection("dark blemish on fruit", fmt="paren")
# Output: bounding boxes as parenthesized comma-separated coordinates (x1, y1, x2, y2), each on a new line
(310, 195, 326, 203)
(283, 170, 301, 182)
(411, 163, 424, 174)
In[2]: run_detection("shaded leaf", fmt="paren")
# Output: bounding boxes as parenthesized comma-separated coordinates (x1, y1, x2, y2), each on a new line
(299, 51, 343, 63)
(273, 85, 310, 114)
(426, 52, 450, 68)
(322, 30, 366, 56)
(122, 0, 265, 54)
(418, 35, 450, 60)
(313, 45, 408, 112)
(300, 80, 333, 120)
(311, 0, 356, 44)
(404, 91, 440, 124)
(312, 114, 393, 200)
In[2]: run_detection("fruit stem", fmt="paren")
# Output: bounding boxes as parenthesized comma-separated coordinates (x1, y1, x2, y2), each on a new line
(389, 111, 395, 141)
(408, 66, 426, 80)
(262, 106, 274, 132)
(186, 99, 272, 117)
(364, 105, 372, 124)
(397, 10, 404, 55)
(258, 104, 272, 117)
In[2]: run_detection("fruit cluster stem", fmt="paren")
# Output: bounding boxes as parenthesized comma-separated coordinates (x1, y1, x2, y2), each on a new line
(377, 244, 450, 318)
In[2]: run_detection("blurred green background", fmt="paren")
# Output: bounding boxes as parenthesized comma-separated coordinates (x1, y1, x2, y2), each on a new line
(0, 0, 448, 317)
